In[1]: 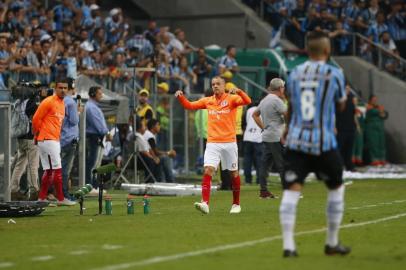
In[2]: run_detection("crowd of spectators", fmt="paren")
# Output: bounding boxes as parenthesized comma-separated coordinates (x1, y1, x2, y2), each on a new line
(243, 0, 406, 77)
(0, 0, 236, 94)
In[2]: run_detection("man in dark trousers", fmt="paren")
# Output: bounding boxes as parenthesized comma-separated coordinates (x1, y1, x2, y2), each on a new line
(336, 84, 356, 171)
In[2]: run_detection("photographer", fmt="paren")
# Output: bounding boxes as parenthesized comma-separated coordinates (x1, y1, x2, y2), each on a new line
(60, 79, 82, 201)
(10, 86, 47, 201)
(85, 86, 112, 189)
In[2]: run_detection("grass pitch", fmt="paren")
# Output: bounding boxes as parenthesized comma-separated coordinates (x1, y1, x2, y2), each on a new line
(1, 179, 406, 270)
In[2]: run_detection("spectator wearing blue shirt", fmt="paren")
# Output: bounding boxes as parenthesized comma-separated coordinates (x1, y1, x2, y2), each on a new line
(342, 0, 363, 31)
(0, 36, 10, 64)
(330, 20, 352, 55)
(172, 56, 197, 95)
(286, 0, 307, 49)
(218, 45, 239, 75)
(0, 62, 7, 91)
(53, 0, 79, 32)
(143, 20, 160, 46)
(156, 52, 174, 85)
(265, 0, 289, 31)
(387, 0, 406, 59)
(60, 79, 81, 200)
(91, 27, 106, 52)
(104, 8, 127, 45)
(301, 7, 323, 33)
(83, 4, 103, 33)
(81, 0, 93, 25)
(126, 25, 153, 59)
(85, 86, 112, 186)
(366, 12, 389, 43)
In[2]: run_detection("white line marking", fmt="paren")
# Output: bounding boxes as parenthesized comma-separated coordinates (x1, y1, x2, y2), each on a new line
(69, 250, 90, 255)
(0, 262, 14, 268)
(92, 212, 406, 270)
(31, 255, 54, 262)
(348, 199, 406, 210)
(102, 244, 123, 250)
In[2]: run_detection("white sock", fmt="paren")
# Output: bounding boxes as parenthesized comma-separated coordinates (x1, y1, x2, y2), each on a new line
(279, 190, 301, 251)
(326, 185, 345, 247)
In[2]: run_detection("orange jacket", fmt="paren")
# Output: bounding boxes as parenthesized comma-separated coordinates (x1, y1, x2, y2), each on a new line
(32, 95, 65, 141)
(178, 90, 251, 143)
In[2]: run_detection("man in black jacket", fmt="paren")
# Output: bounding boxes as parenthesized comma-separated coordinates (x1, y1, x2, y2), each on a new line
(336, 85, 357, 171)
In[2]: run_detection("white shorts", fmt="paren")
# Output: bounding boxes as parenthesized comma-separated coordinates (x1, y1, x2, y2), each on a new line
(38, 140, 62, 170)
(204, 142, 238, 171)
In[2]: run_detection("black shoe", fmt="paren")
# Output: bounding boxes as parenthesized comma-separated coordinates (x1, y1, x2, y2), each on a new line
(325, 244, 351, 256)
(283, 250, 298, 257)
(259, 190, 278, 199)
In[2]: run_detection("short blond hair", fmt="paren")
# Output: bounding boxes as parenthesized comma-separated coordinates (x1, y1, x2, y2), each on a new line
(269, 78, 285, 91)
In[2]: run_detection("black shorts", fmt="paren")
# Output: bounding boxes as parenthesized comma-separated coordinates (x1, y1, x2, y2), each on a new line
(283, 149, 343, 190)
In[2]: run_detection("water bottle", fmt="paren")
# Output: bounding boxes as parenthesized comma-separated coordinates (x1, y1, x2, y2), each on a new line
(74, 189, 84, 198)
(143, 195, 150, 215)
(127, 195, 135, 215)
(85, 184, 93, 193)
(105, 195, 112, 215)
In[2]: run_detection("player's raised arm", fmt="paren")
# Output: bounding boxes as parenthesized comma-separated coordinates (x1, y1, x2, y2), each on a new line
(175, 90, 207, 110)
(231, 88, 251, 106)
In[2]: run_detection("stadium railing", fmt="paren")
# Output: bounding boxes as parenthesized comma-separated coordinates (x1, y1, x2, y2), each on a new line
(346, 33, 406, 81)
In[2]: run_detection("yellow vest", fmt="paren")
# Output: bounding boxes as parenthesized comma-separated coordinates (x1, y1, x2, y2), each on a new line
(236, 106, 243, 135)
(137, 104, 155, 118)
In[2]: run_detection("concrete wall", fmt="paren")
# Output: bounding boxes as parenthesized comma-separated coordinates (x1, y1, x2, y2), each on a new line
(132, 0, 271, 48)
(334, 56, 406, 163)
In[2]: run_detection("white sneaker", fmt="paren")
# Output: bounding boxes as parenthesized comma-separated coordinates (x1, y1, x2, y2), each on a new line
(194, 202, 209, 214)
(57, 198, 77, 206)
(88, 188, 107, 196)
(230, 204, 241, 214)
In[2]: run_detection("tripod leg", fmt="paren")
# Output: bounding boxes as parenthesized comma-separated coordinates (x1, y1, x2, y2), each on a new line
(113, 153, 134, 186)
(79, 195, 84, 215)
(98, 176, 103, 215)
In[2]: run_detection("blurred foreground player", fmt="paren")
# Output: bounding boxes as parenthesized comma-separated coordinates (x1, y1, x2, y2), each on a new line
(175, 76, 251, 214)
(280, 31, 350, 257)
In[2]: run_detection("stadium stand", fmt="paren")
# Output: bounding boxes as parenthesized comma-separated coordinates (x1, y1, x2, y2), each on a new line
(242, 0, 406, 80)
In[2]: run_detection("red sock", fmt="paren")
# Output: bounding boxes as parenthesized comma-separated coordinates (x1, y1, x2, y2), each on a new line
(39, 170, 51, 200)
(53, 168, 64, 201)
(232, 175, 241, 205)
(202, 174, 212, 204)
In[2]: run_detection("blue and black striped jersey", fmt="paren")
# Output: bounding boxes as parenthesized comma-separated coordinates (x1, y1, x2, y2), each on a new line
(286, 60, 346, 155)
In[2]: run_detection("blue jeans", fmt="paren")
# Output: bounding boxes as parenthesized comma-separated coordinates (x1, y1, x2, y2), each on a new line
(61, 141, 77, 199)
(86, 135, 103, 187)
(243, 141, 262, 184)
(159, 156, 174, 183)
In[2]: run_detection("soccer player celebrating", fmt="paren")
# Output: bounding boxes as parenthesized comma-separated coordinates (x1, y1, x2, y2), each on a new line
(280, 31, 350, 257)
(175, 76, 251, 214)
(33, 79, 76, 206)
